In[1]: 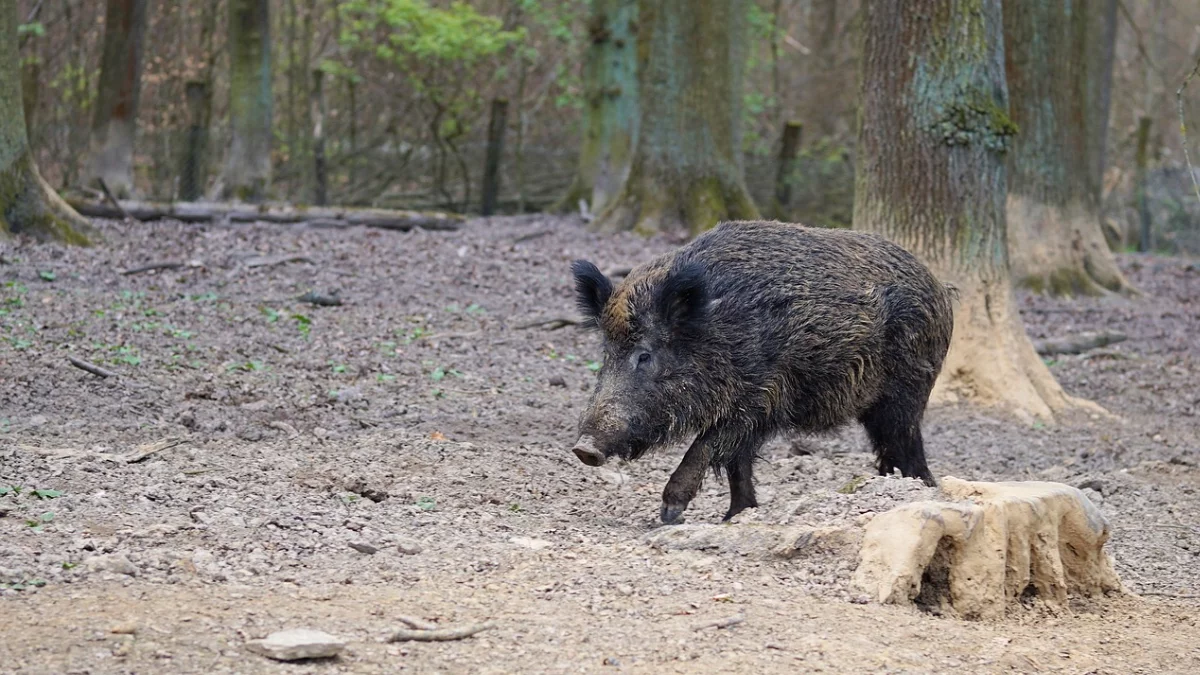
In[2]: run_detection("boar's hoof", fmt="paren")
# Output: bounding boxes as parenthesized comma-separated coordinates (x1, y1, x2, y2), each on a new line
(572, 437, 606, 467)
(660, 502, 688, 525)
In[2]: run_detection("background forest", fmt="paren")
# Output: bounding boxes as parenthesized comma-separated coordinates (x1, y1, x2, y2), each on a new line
(12, 0, 1200, 252)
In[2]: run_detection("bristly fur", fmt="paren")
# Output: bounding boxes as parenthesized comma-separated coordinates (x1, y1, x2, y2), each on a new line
(571, 220, 955, 522)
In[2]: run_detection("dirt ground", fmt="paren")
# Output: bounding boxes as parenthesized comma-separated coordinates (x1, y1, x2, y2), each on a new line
(1, 216, 1198, 674)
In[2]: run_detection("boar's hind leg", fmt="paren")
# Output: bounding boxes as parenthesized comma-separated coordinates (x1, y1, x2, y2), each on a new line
(724, 449, 759, 522)
(859, 394, 937, 487)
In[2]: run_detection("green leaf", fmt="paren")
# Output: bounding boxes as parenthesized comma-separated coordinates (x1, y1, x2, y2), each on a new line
(416, 496, 436, 511)
(430, 367, 446, 382)
(38, 270, 56, 281)
(32, 489, 62, 500)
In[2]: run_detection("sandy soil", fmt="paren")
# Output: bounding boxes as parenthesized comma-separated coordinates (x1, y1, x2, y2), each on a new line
(1, 216, 1198, 673)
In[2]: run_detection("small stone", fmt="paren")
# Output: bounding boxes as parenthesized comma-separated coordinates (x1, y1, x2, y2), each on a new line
(394, 537, 423, 555)
(548, 376, 567, 387)
(509, 536, 552, 550)
(615, 584, 634, 596)
(28, 414, 48, 427)
(349, 541, 379, 555)
(603, 657, 621, 666)
(85, 554, 139, 577)
(110, 622, 138, 635)
(245, 629, 345, 661)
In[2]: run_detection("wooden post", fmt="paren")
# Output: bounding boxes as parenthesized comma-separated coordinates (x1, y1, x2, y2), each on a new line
(773, 120, 803, 219)
(311, 68, 328, 206)
(1134, 116, 1152, 253)
(179, 81, 211, 201)
(481, 97, 508, 216)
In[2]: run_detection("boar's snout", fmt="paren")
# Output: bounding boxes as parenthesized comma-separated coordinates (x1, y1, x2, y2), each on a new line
(572, 435, 607, 467)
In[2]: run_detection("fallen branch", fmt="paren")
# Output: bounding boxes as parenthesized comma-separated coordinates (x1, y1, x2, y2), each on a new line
(64, 198, 465, 232)
(1139, 591, 1200, 599)
(1033, 331, 1127, 356)
(692, 615, 745, 631)
(387, 620, 496, 642)
(68, 357, 117, 379)
(515, 317, 580, 331)
(97, 179, 131, 221)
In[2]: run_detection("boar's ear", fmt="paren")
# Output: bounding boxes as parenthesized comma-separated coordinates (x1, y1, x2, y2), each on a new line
(657, 262, 708, 336)
(571, 260, 614, 327)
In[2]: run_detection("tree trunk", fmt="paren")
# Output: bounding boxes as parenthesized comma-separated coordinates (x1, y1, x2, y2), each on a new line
(217, 0, 272, 202)
(310, 68, 326, 206)
(82, 0, 148, 198)
(854, 0, 1093, 422)
(803, 0, 838, 142)
(178, 81, 211, 201)
(1003, 0, 1134, 297)
(0, 0, 91, 242)
(593, 0, 758, 236)
(555, 0, 638, 216)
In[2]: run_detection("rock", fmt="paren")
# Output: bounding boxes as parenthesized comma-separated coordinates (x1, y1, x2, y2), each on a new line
(852, 477, 1123, 619)
(509, 536, 552, 551)
(245, 629, 345, 661)
(349, 541, 379, 555)
(110, 622, 138, 635)
(394, 537, 422, 555)
(85, 554, 139, 577)
(548, 376, 567, 387)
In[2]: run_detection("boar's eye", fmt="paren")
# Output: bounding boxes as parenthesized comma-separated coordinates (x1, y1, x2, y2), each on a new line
(631, 350, 652, 369)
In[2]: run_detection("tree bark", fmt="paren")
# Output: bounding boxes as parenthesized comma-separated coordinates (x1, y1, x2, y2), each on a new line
(854, 0, 1093, 422)
(593, 0, 758, 236)
(555, 0, 638, 216)
(82, 0, 148, 198)
(178, 81, 211, 201)
(1003, 0, 1134, 297)
(0, 0, 91, 243)
(217, 0, 272, 202)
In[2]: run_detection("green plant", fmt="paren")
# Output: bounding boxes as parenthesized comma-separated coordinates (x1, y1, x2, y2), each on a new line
(262, 307, 282, 323)
(415, 496, 436, 511)
(31, 489, 62, 500)
(26, 512, 55, 532)
(293, 314, 312, 339)
(38, 271, 56, 281)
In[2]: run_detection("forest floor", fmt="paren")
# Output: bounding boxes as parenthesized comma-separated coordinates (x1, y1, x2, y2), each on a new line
(1, 215, 1198, 674)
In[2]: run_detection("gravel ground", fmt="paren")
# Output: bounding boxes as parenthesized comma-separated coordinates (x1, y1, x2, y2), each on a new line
(1, 216, 1198, 673)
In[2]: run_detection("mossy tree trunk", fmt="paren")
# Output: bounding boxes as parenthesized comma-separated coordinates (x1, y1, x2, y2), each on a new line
(853, 0, 1094, 422)
(802, 0, 838, 142)
(555, 0, 638, 216)
(0, 0, 91, 243)
(217, 0, 272, 202)
(82, 0, 147, 199)
(593, 0, 759, 236)
(1003, 0, 1134, 297)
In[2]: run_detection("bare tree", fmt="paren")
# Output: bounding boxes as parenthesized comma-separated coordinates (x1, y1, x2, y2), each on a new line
(216, 0, 272, 201)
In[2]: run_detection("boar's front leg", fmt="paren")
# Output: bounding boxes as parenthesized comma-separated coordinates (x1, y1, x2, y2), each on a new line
(661, 423, 764, 524)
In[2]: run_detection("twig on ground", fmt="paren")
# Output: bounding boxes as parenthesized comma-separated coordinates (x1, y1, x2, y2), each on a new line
(1033, 331, 1127, 356)
(124, 438, 185, 464)
(121, 260, 204, 276)
(395, 615, 440, 631)
(515, 317, 580, 331)
(68, 357, 117, 379)
(512, 230, 551, 245)
(244, 254, 315, 269)
(387, 621, 496, 642)
(1139, 591, 1200, 599)
(692, 615, 745, 631)
(298, 291, 343, 306)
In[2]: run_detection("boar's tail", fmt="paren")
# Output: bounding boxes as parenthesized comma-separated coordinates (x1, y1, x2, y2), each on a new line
(942, 282, 960, 304)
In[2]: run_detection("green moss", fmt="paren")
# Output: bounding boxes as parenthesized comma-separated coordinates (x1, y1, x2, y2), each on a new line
(929, 94, 1018, 152)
